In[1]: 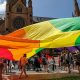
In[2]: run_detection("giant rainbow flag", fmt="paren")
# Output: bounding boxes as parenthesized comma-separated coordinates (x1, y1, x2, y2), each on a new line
(0, 17, 80, 60)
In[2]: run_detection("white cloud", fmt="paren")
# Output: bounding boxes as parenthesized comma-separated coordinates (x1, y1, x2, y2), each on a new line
(0, 1, 6, 14)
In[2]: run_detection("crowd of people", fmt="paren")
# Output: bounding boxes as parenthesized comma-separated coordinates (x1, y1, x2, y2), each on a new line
(0, 48, 80, 78)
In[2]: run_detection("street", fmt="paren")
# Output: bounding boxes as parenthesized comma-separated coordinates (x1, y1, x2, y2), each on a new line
(2, 70, 79, 80)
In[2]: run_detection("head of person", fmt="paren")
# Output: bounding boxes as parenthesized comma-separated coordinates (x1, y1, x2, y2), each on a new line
(64, 49, 69, 53)
(77, 50, 80, 54)
(23, 54, 27, 57)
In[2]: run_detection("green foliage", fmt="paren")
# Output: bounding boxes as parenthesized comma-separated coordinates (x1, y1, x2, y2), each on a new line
(47, 76, 80, 80)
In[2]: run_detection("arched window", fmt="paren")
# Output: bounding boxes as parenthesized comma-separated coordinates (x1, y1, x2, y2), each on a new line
(13, 17, 25, 29)
(16, 5, 22, 13)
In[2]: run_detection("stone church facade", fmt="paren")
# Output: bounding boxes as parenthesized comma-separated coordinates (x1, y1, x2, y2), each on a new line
(0, 0, 80, 34)
(0, 0, 33, 34)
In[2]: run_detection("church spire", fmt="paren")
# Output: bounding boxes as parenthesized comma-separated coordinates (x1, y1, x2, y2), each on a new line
(7, 0, 17, 7)
(21, 0, 26, 6)
(74, 0, 80, 16)
(6, 0, 11, 4)
(28, 0, 32, 7)
(28, 0, 33, 24)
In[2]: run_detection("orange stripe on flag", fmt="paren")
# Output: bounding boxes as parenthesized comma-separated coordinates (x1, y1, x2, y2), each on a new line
(6, 29, 25, 37)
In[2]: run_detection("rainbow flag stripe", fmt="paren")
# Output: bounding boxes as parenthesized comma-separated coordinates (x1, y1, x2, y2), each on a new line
(0, 17, 80, 60)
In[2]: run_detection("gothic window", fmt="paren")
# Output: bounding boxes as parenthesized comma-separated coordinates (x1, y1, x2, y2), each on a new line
(13, 17, 25, 29)
(16, 5, 22, 13)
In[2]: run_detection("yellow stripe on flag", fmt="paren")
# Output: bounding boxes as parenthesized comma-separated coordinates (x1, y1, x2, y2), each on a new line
(40, 30, 80, 48)
(24, 21, 61, 40)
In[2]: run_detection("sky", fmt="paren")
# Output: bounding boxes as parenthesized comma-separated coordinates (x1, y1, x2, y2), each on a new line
(0, 0, 80, 18)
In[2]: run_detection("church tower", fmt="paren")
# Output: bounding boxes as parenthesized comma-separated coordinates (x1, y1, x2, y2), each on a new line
(5, 0, 33, 33)
(73, 0, 80, 16)
(28, 0, 33, 24)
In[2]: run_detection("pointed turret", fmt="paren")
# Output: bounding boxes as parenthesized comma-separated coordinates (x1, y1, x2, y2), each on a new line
(28, 0, 33, 24)
(74, 0, 80, 16)
(21, 0, 26, 6)
(6, 0, 17, 7)
(28, 0, 32, 7)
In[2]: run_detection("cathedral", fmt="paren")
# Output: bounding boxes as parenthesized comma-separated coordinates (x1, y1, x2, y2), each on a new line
(0, 0, 80, 34)
(0, 0, 33, 34)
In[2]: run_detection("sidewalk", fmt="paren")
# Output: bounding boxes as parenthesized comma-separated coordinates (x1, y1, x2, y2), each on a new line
(2, 69, 79, 80)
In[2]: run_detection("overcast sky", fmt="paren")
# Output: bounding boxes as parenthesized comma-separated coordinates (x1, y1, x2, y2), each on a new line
(0, 0, 80, 18)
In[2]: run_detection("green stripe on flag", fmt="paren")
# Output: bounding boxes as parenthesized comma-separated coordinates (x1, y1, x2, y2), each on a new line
(75, 36, 80, 46)
(49, 17, 80, 32)
(36, 48, 44, 54)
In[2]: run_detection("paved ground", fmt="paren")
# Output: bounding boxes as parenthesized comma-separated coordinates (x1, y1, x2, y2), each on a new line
(2, 70, 79, 80)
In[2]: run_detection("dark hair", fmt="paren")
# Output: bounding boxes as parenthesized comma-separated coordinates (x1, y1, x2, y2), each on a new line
(23, 54, 26, 57)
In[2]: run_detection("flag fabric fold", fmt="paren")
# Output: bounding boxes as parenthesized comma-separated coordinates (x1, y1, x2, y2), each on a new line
(0, 17, 80, 60)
